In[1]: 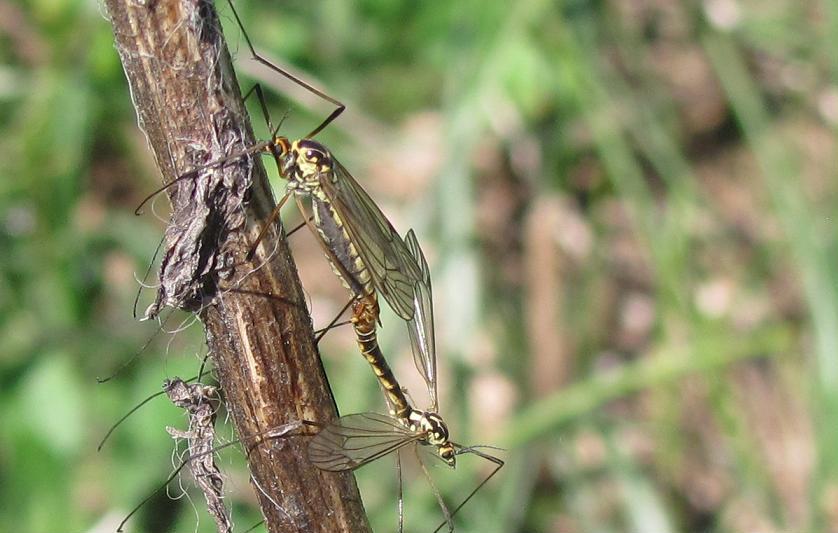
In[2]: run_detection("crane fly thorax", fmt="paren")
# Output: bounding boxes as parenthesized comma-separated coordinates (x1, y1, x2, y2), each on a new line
(406, 409, 456, 467)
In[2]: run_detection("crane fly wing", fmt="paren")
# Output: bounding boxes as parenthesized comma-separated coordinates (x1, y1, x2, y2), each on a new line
(320, 160, 420, 321)
(404, 229, 438, 410)
(308, 413, 421, 472)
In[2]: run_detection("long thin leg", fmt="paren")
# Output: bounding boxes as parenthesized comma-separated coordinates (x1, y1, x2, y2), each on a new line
(240, 519, 265, 533)
(396, 450, 404, 533)
(313, 319, 352, 342)
(242, 83, 282, 138)
(313, 297, 356, 344)
(286, 217, 312, 238)
(97, 372, 210, 451)
(225, 0, 345, 138)
(97, 386, 170, 451)
(240, 78, 297, 264)
(416, 446, 453, 532)
(196, 351, 212, 382)
(242, 83, 282, 137)
(135, 34, 287, 219)
(133, 233, 165, 319)
(116, 420, 306, 532)
(116, 452, 193, 531)
(241, 81, 288, 140)
(246, 190, 291, 262)
(246, 214, 310, 258)
(430, 448, 505, 533)
(134, 139, 271, 216)
(96, 310, 175, 383)
(251, 474, 294, 523)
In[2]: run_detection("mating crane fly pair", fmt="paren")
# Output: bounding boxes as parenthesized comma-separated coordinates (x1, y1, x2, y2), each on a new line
(135, 0, 504, 530)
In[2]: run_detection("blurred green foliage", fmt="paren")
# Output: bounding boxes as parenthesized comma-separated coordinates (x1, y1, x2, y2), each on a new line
(1, 0, 837, 532)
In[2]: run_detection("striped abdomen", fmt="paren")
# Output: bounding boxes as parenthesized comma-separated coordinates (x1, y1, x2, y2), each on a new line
(311, 194, 374, 301)
(352, 305, 411, 419)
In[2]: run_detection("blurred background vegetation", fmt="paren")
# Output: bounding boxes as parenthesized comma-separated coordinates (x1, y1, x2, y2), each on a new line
(1, 0, 836, 531)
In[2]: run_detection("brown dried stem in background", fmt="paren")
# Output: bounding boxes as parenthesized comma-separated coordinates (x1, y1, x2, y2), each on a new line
(103, 0, 370, 531)
(165, 378, 230, 533)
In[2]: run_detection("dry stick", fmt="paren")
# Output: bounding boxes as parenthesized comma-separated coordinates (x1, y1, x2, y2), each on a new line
(103, 1, 370, 532)
(165, 378, 231, 533)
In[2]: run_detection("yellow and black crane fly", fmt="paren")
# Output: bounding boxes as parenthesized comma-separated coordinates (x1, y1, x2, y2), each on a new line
(133, 1, 506, 530)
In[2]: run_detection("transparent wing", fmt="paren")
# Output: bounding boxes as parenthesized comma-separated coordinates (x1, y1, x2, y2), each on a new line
(404, 229, 438, 411)
(320, 160, 421, 320)
(307, 413, 421, 472)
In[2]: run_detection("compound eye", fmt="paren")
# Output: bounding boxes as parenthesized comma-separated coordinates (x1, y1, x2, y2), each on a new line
(440, 447, 455, 465)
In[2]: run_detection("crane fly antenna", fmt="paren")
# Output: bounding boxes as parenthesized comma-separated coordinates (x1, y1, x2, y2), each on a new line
(225, 0, 345, 138)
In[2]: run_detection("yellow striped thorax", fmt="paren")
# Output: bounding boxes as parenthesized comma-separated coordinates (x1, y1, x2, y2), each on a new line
(271, 137, 334, 194)
(406, 409, 456, 467)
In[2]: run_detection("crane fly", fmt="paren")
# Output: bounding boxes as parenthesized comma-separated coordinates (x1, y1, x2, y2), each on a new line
(216, 6, 505, 529)
(134, 3, 503, 528)
(308, 231, 504, 533)
(225, 12, 426, 326)
(139, 0, 431, 398)
(218, 3, 436, 413)
(218, 1, 430, 397)
(225, 0, 420, 320)
(135, 0, 421, 328)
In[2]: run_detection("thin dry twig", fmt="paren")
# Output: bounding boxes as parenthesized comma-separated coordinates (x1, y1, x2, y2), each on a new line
(165, 378, 231, 533)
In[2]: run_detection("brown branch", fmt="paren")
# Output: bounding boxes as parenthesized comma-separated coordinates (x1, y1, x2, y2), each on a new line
(103, 1, 370, 532)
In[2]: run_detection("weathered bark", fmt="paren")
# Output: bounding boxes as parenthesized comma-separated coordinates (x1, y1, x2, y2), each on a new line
(104, 1, 370, 531)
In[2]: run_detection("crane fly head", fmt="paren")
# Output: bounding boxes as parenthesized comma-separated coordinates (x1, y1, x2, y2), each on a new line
(278, 138, 332, 193)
